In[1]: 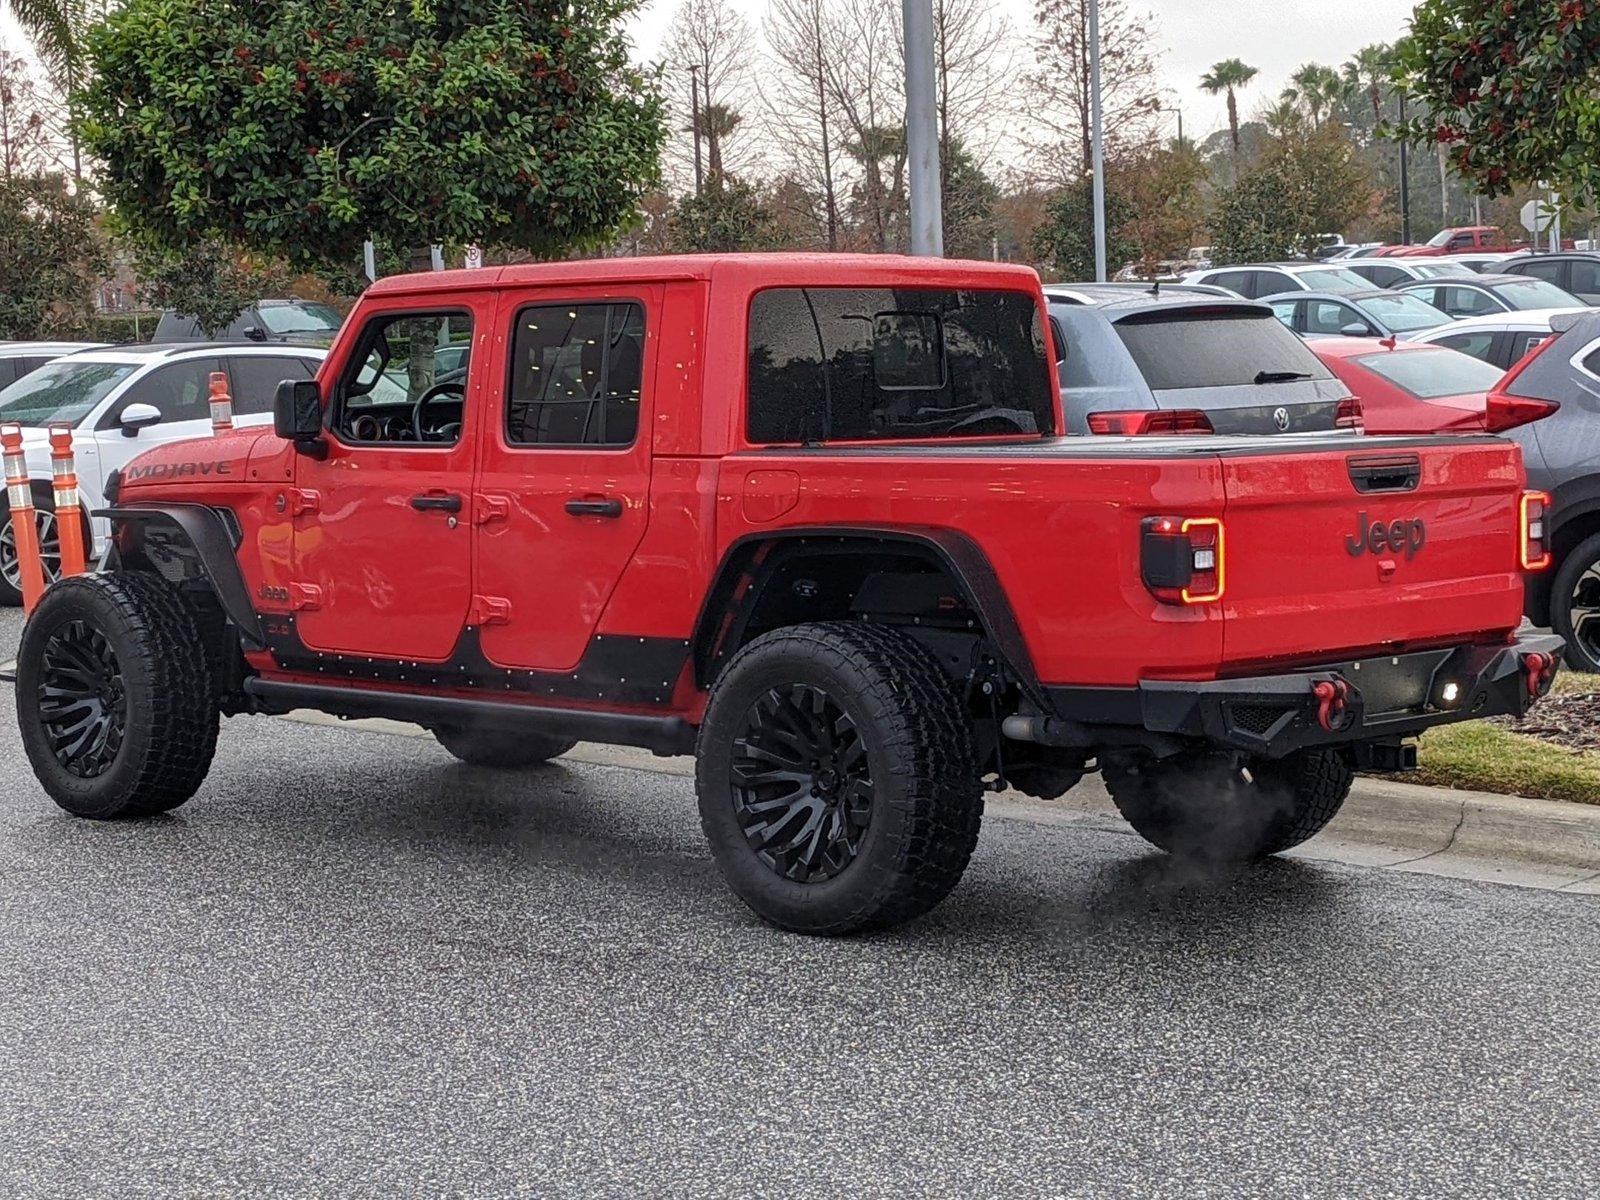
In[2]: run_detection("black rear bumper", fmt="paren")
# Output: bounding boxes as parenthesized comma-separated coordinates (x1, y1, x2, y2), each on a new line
(1136, 634, 1564, 757)
(1030, 633, 1564, 760)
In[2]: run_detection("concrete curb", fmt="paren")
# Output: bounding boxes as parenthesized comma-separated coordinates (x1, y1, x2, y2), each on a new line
(0, 660, 14, 684)
(279, 709, 1600, 893)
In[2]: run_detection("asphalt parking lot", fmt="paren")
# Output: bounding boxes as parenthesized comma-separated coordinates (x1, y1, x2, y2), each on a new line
(1, 605, 1597, 1198)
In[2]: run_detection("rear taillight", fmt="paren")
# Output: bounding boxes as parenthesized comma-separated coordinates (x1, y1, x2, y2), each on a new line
(1484, 333, 1562, 432)
(1520, 491, 1552, 570)
(1088, 409, 1214, 436)
(1484, 392, 1559, 433)
(1335, 396, 1364, 429)
(1141, 516, 1226, 605)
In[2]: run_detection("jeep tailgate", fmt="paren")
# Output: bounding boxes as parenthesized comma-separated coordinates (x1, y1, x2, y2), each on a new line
(1217, 438, 1527, 669)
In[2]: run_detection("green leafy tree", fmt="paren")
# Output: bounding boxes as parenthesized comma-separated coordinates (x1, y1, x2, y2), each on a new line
(943, 139, 1000, 260)
(127, 239, 295, 337)
(1031, 175, 1138, 280)
(669, 175, 780, 251)
(0, 172, 107, 337)
(1199, 58, 1258, 173)
(1212, 123, 1370, 262)
(79, 0, 665, 274)
(1395, 0, 1600, 208)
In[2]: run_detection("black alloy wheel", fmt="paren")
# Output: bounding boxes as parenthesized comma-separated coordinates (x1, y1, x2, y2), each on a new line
(732, 684, 875, 883)
(1566, 559, 1600, 670)
(37, 619, 127, 779)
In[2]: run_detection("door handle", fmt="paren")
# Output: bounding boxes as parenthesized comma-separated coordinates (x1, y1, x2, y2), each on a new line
(564, 496, 624, 519)
(411, 493, 463, 514)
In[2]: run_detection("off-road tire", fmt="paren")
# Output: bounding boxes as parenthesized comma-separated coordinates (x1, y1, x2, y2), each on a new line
(696, 622, 983, 935)
(16, 571, 220, 819)
(1103, 747, 1353, 861)
(433, 725, 575, 769)
(1550, 531, 1600, 673)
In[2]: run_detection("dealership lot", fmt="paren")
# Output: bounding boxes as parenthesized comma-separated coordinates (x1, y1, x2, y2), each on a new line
(1, 608, 1597, 1198)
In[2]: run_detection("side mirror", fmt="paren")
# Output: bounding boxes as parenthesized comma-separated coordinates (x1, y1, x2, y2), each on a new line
(1341, 322, 1372, 337)
(118, 402, 162, 438)
(244, 325, 268, 343)
(274, 379, 324, 445)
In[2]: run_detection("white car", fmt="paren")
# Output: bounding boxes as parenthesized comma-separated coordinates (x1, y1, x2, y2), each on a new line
(1182, 263, 1373, 299)
(1409, 307, 1594, 372)
(1341, 259, 1464, 289)
(0, 342, 324, 604)
(0, 341, 107, 388)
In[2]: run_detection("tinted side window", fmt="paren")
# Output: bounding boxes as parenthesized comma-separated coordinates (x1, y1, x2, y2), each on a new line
(1251, 271, 1295, 297)
(1569, 259, 1600, 297)
(1508, 258, 1565, 285)
(1305, 301, 1363, 335)
(1368, 264, 1405, 288)
(1208, 271, 1251, 295)
(747, 287, 1054, 443)
(0, 359, 17, 389)
(117, 359, 222, 424)
(505, 302, 645, 447)
(230, 355, 316, 415)
(1435, 332, 1498, 363)
(1442, 287, 1500, 317)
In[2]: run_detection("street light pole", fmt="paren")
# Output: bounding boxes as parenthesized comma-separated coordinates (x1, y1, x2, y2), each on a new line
(903, 0, 944, 256)
(688, 63, 705, 197)
(1398, 91, 1411, 245)
(1089, 0, 1107, 281)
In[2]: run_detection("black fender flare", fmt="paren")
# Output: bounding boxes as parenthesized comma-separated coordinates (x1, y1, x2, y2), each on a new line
(690, 526, 1041, 700)
(1548, 475, 1600, 544)
(98, 503, 264, 650)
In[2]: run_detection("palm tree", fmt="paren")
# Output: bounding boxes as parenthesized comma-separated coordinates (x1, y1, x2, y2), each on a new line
(700, 103, 741, 180)
(1342, 44, 1392, 130)
(1288, 64, 1345, 130)
(1200, 59, 1259, 176)
(3, 0, 101, 181)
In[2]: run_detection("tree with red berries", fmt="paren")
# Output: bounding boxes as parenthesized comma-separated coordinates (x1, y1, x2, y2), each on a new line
(78, 0, 665, 271)
(1395, 0, 1600, 208)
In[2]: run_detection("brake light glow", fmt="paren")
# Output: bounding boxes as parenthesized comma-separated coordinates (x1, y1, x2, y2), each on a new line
(1141, 515, 1226, 605)
(1520, 491, 1551, 570)
(1088, 409, 1214, 436)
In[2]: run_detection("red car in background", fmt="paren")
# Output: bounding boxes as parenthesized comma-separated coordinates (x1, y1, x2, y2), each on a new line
(1309, 337, 1555, 434)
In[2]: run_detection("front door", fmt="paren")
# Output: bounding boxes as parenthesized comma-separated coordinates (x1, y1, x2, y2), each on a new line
(473, 287, 660, 672)
(290, 306, 483, 661)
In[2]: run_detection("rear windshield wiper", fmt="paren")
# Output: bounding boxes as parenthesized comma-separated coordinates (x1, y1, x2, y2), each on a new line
(1255, 369, 1314, 384)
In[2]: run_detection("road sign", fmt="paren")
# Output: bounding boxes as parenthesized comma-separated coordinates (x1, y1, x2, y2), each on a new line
(1522, 199, 1554, 234)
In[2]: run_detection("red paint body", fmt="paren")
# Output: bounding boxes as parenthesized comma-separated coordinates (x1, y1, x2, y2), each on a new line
(116, 254, 1534, 719)
(1310, 338, 1491, 433)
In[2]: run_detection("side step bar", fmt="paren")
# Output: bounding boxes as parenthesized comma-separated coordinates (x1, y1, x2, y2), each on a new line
(243, 679, 696, 757)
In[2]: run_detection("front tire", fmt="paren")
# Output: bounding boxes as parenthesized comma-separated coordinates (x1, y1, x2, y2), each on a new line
(1103, 748, 1353, 861)
(16, 572, 220, 818)
(696, 622, 983, 935)
(433, 725, 575, 768)
(1550, 531, 1600, 673)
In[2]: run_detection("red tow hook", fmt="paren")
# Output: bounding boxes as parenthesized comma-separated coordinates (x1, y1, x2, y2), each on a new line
(1312, 678, 1353, 732)
(1523, 652, 1557, 698)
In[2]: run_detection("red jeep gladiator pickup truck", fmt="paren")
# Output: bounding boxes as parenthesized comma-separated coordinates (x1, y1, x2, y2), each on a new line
(14, 254, 1563, 934)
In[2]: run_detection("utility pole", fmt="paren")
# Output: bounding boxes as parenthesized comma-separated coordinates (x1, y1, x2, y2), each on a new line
(814, 0, 838, 251)
(903, 0, 943, 256)
(1176, 109, 1184, 147)
(1398, 92, 1411, 245)
(1089, 0, 1107, 281)
(688, 63, 704, 197)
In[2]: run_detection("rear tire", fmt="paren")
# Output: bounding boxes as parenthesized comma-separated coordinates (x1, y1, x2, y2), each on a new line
(16, 572, 220, 818)
(1103, 747, 1353, 861)
(696, 622, 983, 936)
(1550, 531, 1600, 673)
(433, 725, 575, 769)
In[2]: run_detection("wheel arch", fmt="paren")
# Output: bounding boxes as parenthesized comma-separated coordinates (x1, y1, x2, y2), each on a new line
(100, 503, 264, 650)
(1530, 481, 1600, 625)
(689, 526, 1041, 700)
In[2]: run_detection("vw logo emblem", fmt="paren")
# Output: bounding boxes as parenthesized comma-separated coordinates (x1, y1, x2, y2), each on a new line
(1273, 406, 1291, 432)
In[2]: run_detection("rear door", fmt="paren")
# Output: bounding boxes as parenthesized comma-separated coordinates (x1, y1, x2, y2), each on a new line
(1218, 439, 1526, 667)
(1111, 307, 1348, 434)
(472, 286, 660, 672)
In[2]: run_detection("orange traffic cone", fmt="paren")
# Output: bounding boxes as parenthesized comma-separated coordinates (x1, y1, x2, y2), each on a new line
(209, 371, 234, 435)
(48, 424, 87, 578)
(1, 422, 46, 612)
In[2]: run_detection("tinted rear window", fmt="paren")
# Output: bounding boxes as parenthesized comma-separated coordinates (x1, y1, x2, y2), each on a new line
(1113, 310, 1332, 390)
(747, 287, 1054, 442)
(1353, 348, 1504, 398)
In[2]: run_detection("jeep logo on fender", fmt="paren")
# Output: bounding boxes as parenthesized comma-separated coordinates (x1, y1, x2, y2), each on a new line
(1346, 511, 1426, 560)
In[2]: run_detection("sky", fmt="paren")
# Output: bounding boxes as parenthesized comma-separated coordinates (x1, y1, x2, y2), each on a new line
(2, 0, 1419, 144)
(628, 0, 1419, 143)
